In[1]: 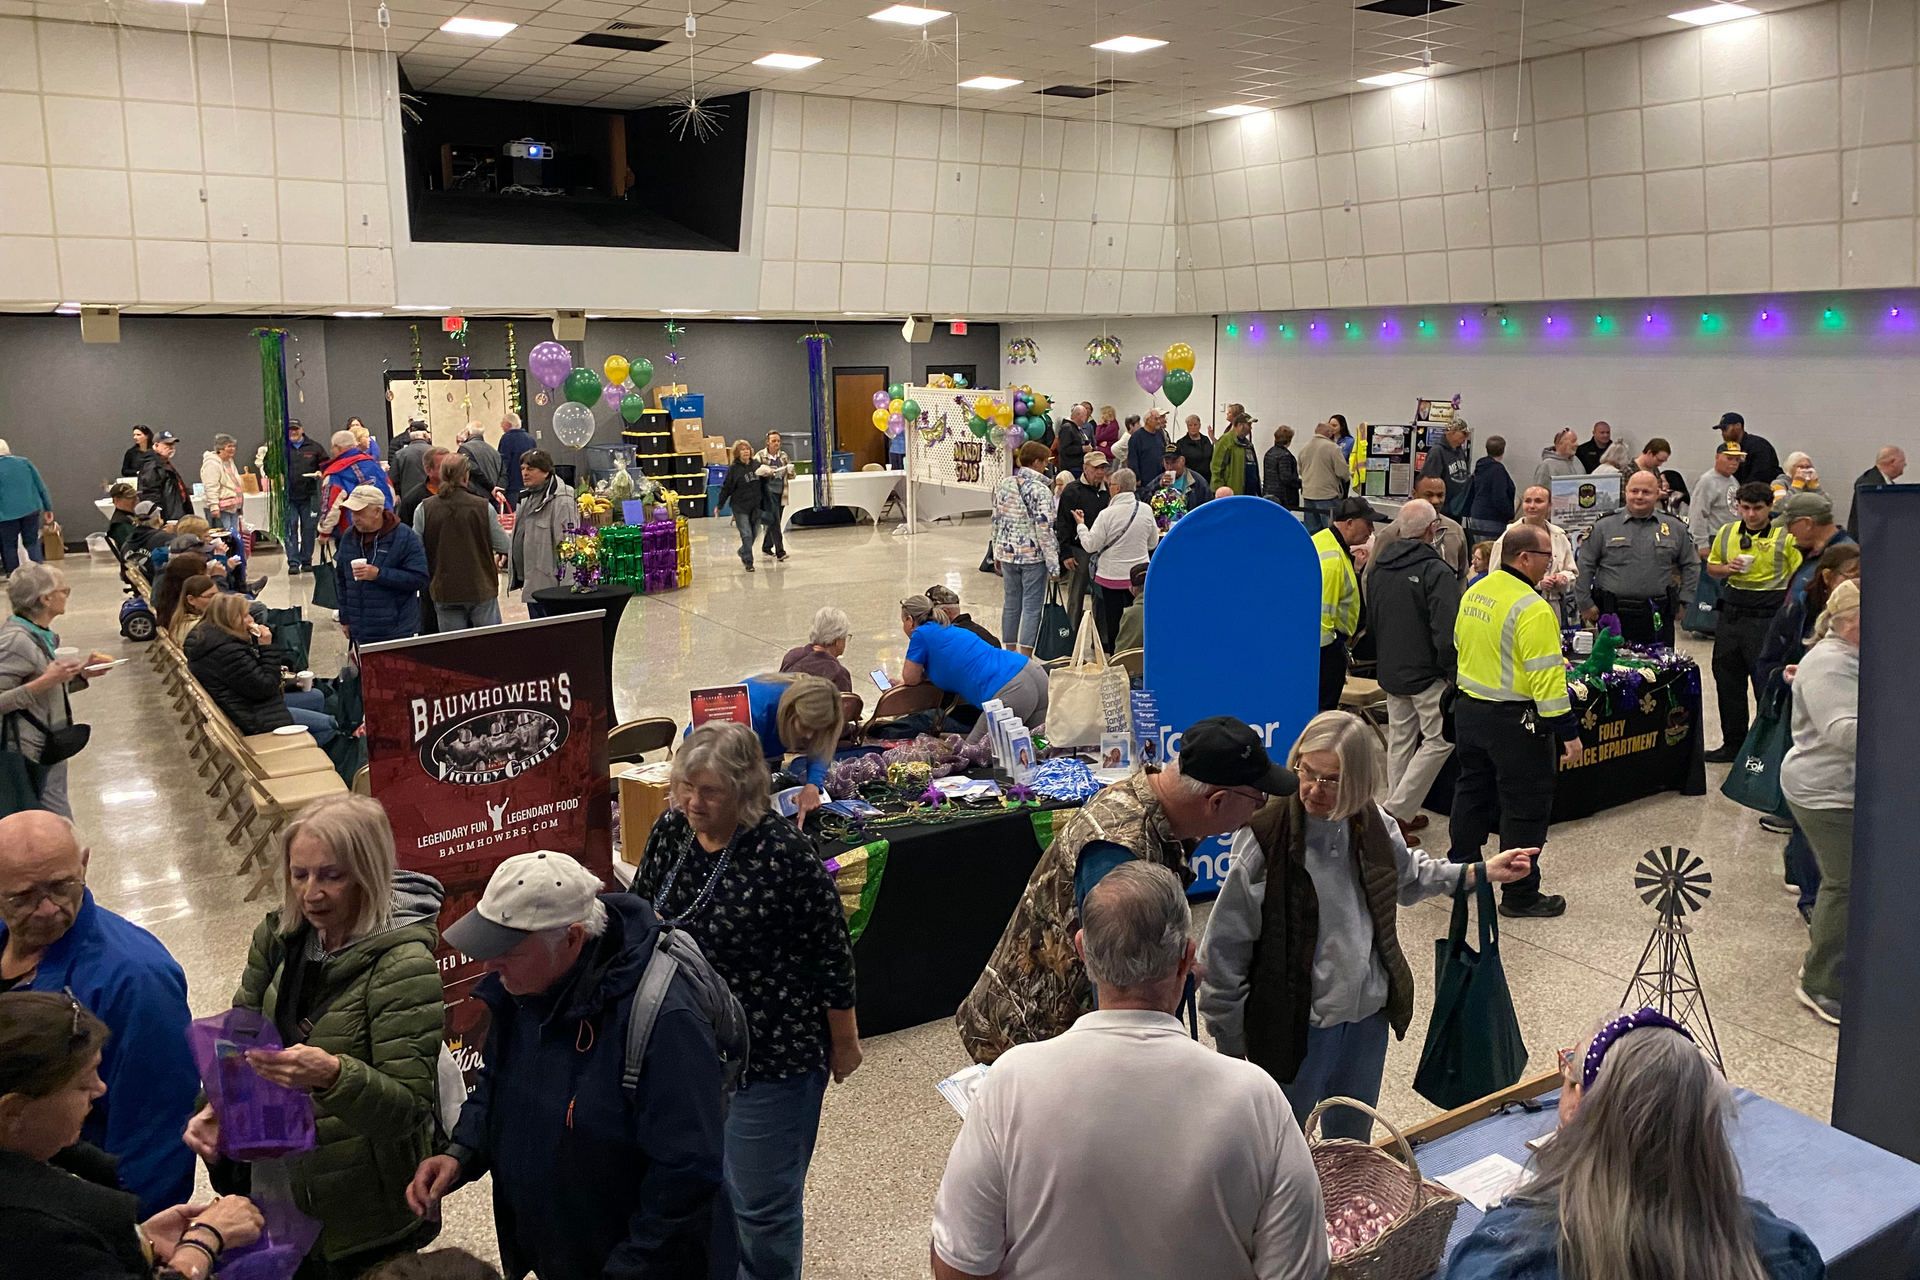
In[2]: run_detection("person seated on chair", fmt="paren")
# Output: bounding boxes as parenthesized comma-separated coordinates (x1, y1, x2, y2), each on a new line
(102, 483, 138, 548)
(899, 595, 1047, 744)
(1114, 562, 1149, 653)
(169, 516, 250, 594)
(121, 502, 170, 563)
(1445, 1008, 1822, 1280)
(780, 607, 853, 692)
(160, 574, 218, 646)
(925, 585, 1000, 647)
(184, 593, 335, 745)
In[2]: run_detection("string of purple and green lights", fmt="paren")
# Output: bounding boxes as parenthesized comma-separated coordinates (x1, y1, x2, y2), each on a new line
(1220, 303, 1906, 341)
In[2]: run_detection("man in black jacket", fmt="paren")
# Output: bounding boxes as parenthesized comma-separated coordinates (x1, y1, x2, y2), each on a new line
(1575, 420, 1612, 474)
(135, 431, 192, 522)
(283, 418, 327, 574)
(1054, 453, 1110, 630)
(1847, 445, 1905, 530)
(1054, 403, 1090, 478)
(1365, 499, 1460, 845)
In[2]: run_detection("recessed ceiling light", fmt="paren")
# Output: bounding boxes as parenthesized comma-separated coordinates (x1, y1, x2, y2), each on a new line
(1208, 103, 1263, 117)
(54, 303, 80, 315)
(868, 4, 949, 25)
(1668, 2, 1759, 22)
(960, 75, 1024, 90)
(440, 16, 517, 37)
(396, 304, 451, 311)
(1090, 35, 1167, 53)
(665, 308, 711, 314)
(1358, 69, 1428, 86)
(730, 315, 761, 321)
(333, 310, 383, 318)
(754, 52, 822, 69)
(153, 0, 207, 6)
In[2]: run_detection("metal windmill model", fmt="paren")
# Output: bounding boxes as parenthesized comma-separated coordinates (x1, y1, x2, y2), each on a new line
(1622, 845, 1725, 1071)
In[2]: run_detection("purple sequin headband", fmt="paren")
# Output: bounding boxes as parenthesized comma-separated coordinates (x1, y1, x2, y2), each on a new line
(1582, 1008, 1693, 1091)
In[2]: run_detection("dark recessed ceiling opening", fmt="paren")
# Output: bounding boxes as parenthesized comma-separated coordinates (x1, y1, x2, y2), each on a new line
(1356, 0, 1462, 15)
(1037, 80, 1132, 98)
(572, 31, 670, 52)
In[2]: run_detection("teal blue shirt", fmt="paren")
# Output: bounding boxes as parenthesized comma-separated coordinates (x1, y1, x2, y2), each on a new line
(0, 455, 52, 521)
(905, 621, 1028, 707)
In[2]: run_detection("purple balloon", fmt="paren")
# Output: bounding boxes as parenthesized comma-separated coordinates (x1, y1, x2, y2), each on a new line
(1135, 355, 1165, 395)
(872, 390, 890, 409)
(1003, 428, 1024, 450)
(888, 412, 905, 431)
(603, 382, 627, 409)
(528, 340, 573, 390)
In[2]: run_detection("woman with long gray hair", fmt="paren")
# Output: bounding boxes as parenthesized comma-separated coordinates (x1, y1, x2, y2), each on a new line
(1445, 1010, 1821, 1279)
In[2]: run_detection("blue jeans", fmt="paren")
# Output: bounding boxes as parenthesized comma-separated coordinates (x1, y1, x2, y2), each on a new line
(434, 598, 501, 631)
(1286, 1011, 1391, 1141)
(285, 689, 335, 746)
(1301, 498, 1336, 534)
(1000, 559, 1048, 650)
(216, 509, 248, 570)
(726, 1067, 827, 1280)
(286, 493, 320, 568)
(759, 496, 787, 556)
(0, 512, 43, 574)
(734, 509, 757, 566)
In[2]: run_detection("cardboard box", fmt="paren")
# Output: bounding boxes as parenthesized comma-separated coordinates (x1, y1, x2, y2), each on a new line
(652, 383, 689, 410)
(617, 765, 674, 873)
(671, 418, 706, 453)
(702, 436, 731, 465)
(40, 523, 64, 560)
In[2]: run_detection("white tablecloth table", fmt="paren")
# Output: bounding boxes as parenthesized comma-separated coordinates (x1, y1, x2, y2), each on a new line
(94, 490, 273, 531)
(780, 470, 906, 529)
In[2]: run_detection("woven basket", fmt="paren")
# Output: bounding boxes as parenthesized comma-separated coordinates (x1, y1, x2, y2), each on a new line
(1307, 1097, 1463, 1280)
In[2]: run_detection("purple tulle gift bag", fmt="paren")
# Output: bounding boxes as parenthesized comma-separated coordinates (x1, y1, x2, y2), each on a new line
(214, 1195, 324, 1280)
(185, 1008, 317, 1162)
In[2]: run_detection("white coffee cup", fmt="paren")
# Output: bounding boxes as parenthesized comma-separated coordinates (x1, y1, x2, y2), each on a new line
(351, 557, 368, 569)
(1732, 554, 1755, 572)
(296, 669, 315, 691)
(53, 646, 80, 661)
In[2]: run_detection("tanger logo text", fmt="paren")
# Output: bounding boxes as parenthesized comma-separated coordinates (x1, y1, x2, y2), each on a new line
(411, 677, 572, 784)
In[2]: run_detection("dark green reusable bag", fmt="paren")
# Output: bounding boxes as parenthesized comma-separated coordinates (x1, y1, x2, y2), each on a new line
(1720, 680, 1793, 820)
(1414, 873, 1529, 1109)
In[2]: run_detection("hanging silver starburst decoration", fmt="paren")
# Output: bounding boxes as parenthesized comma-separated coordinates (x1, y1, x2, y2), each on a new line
(668, 89, 728, 141)
(899, 25, 954, 75)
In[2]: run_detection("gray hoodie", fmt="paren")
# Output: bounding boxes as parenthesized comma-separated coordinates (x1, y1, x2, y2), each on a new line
(1780, 636, 1858, 810)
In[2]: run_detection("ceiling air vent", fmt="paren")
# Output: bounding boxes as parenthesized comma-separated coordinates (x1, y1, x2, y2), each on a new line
(572, 22, 672, 53)
(1355, 0, 1462, 15)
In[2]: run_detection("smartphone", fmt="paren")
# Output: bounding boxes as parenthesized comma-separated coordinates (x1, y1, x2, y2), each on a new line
(869, 669, 893, 692)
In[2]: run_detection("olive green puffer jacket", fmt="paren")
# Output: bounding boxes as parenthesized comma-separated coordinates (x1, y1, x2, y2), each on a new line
(233, 871, 446, 1263)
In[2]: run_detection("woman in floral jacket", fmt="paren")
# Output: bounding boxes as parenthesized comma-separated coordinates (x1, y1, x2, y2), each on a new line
(990, 441, 1059, 653)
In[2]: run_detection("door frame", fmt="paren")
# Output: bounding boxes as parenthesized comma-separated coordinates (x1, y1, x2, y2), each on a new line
(831, 364, 891, 464)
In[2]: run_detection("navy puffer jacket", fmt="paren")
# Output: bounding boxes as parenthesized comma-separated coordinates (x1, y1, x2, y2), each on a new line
(334, 512, 430, 645)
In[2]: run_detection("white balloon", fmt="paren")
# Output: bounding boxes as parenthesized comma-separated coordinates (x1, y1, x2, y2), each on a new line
(552, 401, 596, 449)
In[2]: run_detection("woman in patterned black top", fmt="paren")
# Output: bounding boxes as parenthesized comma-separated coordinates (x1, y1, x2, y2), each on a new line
(634, 721, 861, 1280)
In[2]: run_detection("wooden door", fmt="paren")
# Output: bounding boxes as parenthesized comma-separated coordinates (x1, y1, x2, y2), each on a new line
(833, 367, 891, 471)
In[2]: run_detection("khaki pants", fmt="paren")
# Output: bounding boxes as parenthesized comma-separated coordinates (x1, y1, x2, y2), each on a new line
(1385, 682, 1453, 822)
(1787, 800, 1853, 1003)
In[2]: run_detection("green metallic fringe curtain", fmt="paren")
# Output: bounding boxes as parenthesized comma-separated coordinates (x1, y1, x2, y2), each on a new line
(252, 328, 290, 540)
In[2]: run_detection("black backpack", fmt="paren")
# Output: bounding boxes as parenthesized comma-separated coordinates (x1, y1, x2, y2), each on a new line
(622, 923, 750, 1100)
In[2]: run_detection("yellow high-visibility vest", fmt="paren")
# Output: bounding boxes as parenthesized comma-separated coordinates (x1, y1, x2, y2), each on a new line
(1314, 527, 1360, 646)
(1454, 567, 1571, 717)
(1709, 521, 1801, 593)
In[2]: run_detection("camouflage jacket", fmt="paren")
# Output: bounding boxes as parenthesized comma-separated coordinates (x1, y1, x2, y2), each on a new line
(955, 770, 1190, 1063)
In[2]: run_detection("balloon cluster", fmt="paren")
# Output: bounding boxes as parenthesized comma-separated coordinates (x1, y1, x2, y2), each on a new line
(869, 381, 919, 438)
(528, 342, 658, 440)
(965, 385, 1052, 440)
(1136, 342, 1196, 406)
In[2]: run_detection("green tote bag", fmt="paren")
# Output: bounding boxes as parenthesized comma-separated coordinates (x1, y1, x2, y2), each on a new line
(1414, 873, 1529, 1110)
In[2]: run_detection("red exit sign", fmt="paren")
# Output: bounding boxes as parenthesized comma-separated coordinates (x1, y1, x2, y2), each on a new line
(949, 319, 968, 335)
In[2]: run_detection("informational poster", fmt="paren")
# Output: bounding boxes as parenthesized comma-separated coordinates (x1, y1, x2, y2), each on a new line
(689, 684, 751, 727)
(1551, 473, 1622, 553)
(360, 615, 612, 1080)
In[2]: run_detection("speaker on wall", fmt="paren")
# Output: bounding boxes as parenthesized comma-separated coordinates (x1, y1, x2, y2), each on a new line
(552, 311, 587, 342)
(901, 314, 933, 343)
(79, 306, 121, 344)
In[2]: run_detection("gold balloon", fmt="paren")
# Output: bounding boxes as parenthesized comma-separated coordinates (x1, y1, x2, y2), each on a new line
(1032, 393, 1051, 413)
(871, 408, 889, 430)
(974, 396, 996, 418)
(603, 354, 631, 385)
(1164, 342, 1196, 373)
(889, 398, 904, 414)
(994, 403, 1015, 428)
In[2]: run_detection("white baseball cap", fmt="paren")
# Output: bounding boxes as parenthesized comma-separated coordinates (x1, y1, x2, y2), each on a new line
(342, 484, 387, 511)
(443, 850, 604, 960)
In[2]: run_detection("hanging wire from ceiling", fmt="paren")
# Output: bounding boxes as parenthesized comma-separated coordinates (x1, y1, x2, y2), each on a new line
(1511, 0, 1528, 141)
(1845, 0, 1876, 205)
(668, 3, 728, 141)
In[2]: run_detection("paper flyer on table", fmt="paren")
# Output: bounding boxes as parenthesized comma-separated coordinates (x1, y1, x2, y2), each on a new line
(1433, 1153, 1529, 1210)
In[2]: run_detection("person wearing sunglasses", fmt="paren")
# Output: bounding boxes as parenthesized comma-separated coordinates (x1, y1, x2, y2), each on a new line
(0, 811, 197, 1218)
(1199, 712, 1537, 1140)
(1702, 482, 1802, 764)
(0, 990, 264, 1279)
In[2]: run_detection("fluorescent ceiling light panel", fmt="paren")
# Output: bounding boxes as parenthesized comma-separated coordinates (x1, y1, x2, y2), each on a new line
(333, 310, 384, 317)
(440, 16, 518, 37)
(1208, 103, 1263, 116)
(1090, 35, 1167, 53)
(396, 304, 451, 310)
(754, 52, 823, 69)
(1357, 69, 1427, 86)
(152, 0, 207, 6)
(960, 75, 1024, 90)
(868, 4, 949, 24)
(1668, 2, 1759, 22)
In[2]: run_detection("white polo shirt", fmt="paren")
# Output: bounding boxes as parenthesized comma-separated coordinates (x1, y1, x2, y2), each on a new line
(931, 1009, 1329, 1280)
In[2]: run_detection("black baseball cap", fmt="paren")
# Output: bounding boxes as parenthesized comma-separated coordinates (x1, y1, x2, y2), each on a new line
(1716, 412, 1744, 428)
(1179, 717, 1297, 796)
(154, 430, 178, 443)
(1331, 496, 1389, 523)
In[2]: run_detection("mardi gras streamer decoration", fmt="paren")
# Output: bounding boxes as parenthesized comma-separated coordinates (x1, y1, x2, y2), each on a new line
(1085, 333, 1122, 366)
(803, 331, 832, 510)
(1006, 337, 1039, 364)
(408, 325, 428, 417)
(504, 322, 521, 415)
(251, 327, 291, 541)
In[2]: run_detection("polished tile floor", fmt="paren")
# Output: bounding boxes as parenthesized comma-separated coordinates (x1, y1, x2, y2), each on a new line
(48, 516, 1835, 1277)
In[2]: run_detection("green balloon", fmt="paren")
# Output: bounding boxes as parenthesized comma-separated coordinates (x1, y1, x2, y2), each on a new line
(620, 393, 645, 423)
(887, 382, 905, 401)
(628, 356, 654, 391)
(564, 367, 603, 406)
(902, 399, 920, 421)
(1163, 368, 1194, 407)
(1023, 421, 1045, 441)
(968, 414, 991, 437)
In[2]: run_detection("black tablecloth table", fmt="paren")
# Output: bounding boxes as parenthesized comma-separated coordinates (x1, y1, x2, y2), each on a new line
(820, 804, 1070, 1037)
(1423, 657, 1706, 822)
(529, 583, 634, 718)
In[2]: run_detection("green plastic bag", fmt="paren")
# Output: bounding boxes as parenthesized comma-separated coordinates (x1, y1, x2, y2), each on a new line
(309, 550, 339, 612)
(1720, 680, 1793, 819)
(1414, 874, 1529, 1110)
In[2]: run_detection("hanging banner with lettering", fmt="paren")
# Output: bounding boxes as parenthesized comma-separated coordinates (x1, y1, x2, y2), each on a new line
(360, 614, 612, 1079)
(1143, 496, 1320, 894)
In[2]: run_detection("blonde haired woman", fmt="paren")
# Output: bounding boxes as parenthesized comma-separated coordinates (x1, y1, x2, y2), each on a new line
(162, 574, 218, 645)
(185, 795, 446, 1278)
(1199, 711, 1536, 1139)
(635, 721, 859, 1278)
(735, 671, 843, 824)
(183, 593, 334, 743)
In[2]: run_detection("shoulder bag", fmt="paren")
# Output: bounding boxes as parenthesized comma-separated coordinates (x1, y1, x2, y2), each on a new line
(1413, 873, 1529, 1109)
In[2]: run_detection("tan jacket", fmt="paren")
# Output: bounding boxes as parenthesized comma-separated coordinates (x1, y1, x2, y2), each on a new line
(955, 770, 1188, 1064)
(200, 451, 245, 516)
(1297, 435, 1348, 502)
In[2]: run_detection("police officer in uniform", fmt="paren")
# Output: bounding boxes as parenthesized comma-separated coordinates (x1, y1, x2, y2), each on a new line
(1701, 481, 1801, 762)
(1573, 468, 1700, 646)
(1315, 496, 1388, 711)
(1450, 523, 1584, 918)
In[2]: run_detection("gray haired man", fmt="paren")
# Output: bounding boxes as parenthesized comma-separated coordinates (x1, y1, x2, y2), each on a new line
(933, 861, 1327, 1280)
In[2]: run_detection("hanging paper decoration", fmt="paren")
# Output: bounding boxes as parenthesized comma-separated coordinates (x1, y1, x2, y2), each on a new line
(665, 351, 684, 367)
(251, 327, 291, 542)
(801, 331, 833, 510)
(1006, 336, 1040, 364)
(1086, 333, 1123, 366)
(442, 315, 469, 345)
(409, 325, 428, 416)
(504, 322, 521, 414)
